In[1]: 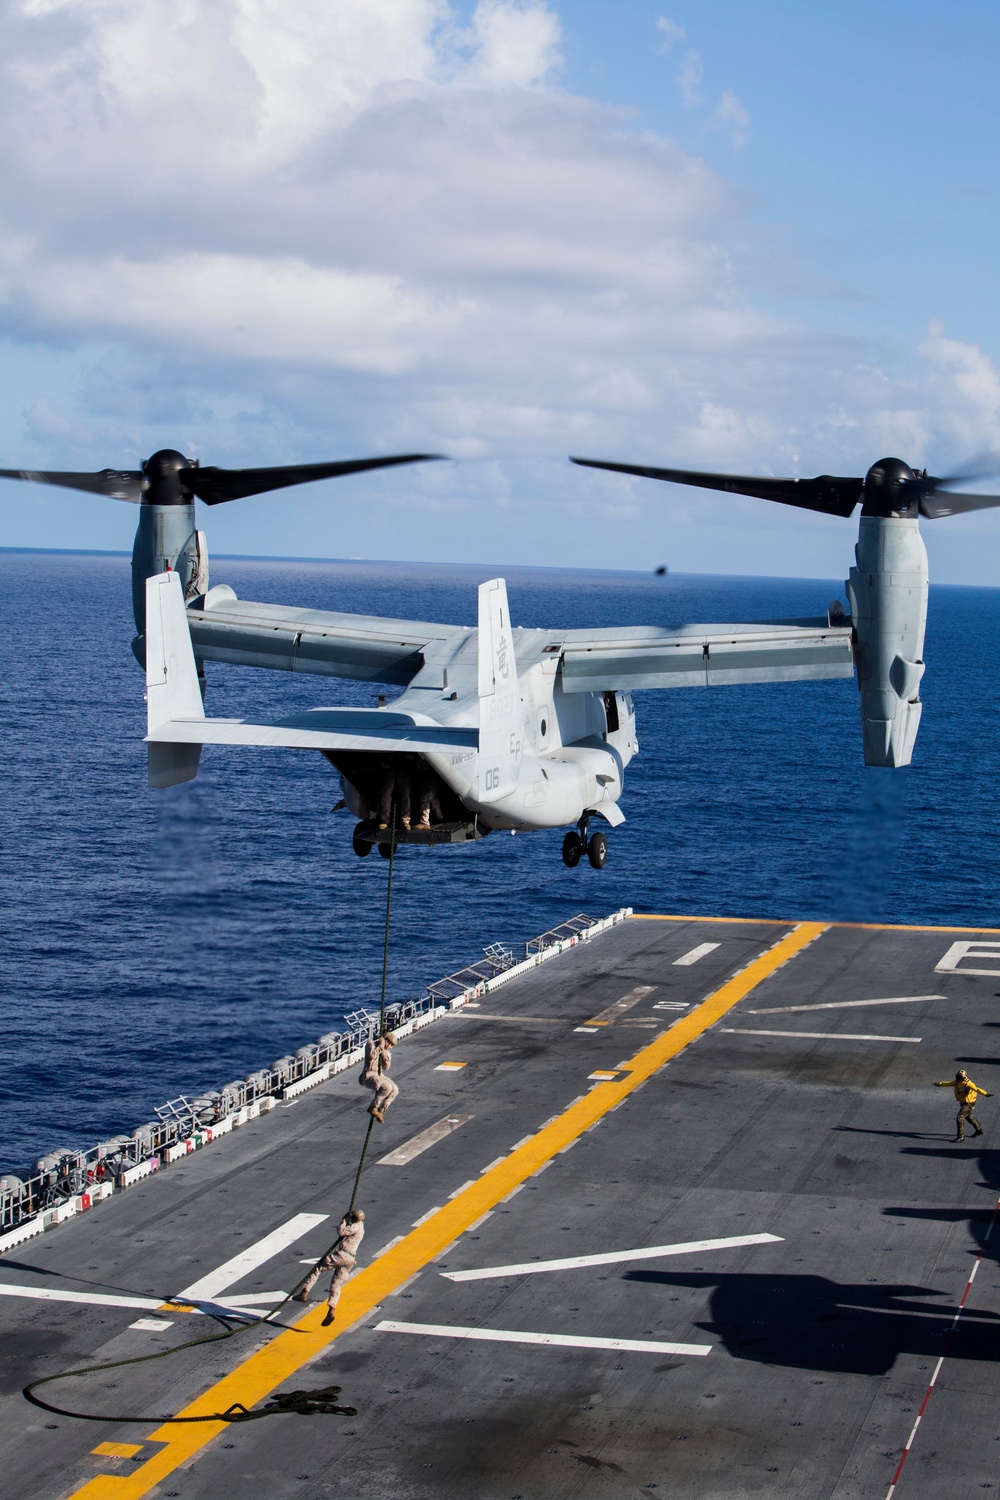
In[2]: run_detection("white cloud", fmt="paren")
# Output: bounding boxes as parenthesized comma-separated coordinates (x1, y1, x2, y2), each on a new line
(677, 49, 703, 107)
(655, 16, 686, 52)
(458, 0, 562, 89)
(712, 89, 750, 150)
(918, 321, 1000, 458)
(0, 0, 997, 579)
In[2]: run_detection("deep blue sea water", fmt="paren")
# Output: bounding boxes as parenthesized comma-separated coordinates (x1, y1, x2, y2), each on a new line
(3, 550, 998, 1173)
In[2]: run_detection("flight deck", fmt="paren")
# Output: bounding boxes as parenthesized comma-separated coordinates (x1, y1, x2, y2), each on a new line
(2, 912, 999, 1500)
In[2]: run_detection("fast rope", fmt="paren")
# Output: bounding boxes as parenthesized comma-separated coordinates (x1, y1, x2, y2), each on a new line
(346, 799, 397, 1216)
(22, 800, 401, 1427)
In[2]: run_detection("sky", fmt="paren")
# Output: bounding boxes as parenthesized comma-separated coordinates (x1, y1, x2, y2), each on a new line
(1, 0, 998, 582)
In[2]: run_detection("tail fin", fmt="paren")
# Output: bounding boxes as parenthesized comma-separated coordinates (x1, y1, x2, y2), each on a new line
(145, 570, 203, 788)
(477, 577, 523, 803)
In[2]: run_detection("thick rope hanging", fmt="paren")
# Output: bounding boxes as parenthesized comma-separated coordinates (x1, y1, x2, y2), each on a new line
(347, 799, 397, 1215)
(22, 798, 401, 1426)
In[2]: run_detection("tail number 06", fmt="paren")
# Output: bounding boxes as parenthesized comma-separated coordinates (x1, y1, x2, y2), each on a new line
(484, 765, 501, 791)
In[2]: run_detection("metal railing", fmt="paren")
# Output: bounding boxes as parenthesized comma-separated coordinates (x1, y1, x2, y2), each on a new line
(0, 916, 606, 1237)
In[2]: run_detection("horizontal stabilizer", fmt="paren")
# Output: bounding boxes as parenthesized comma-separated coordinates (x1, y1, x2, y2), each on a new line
(146, 705, 477, 756)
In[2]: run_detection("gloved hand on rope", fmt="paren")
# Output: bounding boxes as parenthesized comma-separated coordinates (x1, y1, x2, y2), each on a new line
(293, 1209, 365, 1325)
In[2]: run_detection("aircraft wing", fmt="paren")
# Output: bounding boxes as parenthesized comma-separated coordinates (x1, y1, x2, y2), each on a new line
(185, 588, 463, 685)
(557, 620, 855, 691)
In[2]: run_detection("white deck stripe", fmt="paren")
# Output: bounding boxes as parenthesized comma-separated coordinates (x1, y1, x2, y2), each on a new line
(177, 1212, 328, 1301)
(441, 1232, 782, 1282)
(721, 1028, 921, 1043)
(376, 1320, 712, 1357)
(0, 1284, 164, 1310)
(586, 986, 655, 1025)
(376, 1114, 474, 1167)
(673, 943, 721, 966)
(453, 1014, 562, 1025)
(749, 996, 945, 1015)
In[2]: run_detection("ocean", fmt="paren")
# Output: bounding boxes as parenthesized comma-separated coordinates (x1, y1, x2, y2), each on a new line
(2, 549, 997, 1172)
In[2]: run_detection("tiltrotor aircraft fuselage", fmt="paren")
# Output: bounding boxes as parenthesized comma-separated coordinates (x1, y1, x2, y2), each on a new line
(5, 447, 997, 868)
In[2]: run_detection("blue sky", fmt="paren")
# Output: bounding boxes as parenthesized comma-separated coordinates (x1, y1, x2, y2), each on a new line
(1, 0, 997, 583)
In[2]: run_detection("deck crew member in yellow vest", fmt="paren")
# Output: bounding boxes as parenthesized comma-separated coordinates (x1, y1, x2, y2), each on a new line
(934, 1070, 991, 1141)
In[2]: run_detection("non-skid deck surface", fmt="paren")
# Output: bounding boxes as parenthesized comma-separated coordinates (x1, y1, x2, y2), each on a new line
(2, 914, 999, 1500)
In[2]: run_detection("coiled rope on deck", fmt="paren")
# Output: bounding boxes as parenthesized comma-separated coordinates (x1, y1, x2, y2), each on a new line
(22, 803, 400, 1427)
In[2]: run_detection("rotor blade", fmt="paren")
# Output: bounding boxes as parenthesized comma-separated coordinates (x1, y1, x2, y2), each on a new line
(187, 454, 445, 505)
(919, 489, 1000, 520)
(0, 468, 144, 502)
(569, 458, 863, 518)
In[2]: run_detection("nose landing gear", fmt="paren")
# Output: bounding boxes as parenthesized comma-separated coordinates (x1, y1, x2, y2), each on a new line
(562, 817, 608, 870)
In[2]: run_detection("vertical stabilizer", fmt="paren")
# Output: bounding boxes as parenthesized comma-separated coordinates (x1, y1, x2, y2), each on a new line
(477, 578, 523, 803)
(145, 570, 203, 788)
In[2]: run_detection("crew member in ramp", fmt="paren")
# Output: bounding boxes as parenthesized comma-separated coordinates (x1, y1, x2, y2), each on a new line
(294, 1210, 366, 1325)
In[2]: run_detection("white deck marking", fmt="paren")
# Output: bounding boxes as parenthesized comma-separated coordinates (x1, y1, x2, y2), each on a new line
(177, 1212, 328, 1301)
(453, 1013, 562, 1024)
(654, 1000, 691, 1011)
(749, 996, 945, 1015)
(376, 1114, 474, 1167)
(216, 1291, 286, 1305)
(0, 1284, 165, 1310)
(411, 1206, 443, 1228)
(586, 986, 655, 1025)
(434, 1062, 467, 1072)
(129, 1317, 175, 1331)
(0, 1282, 284, 1316)
(935, 940, 1000, 975)
(673, 942, 721, 966)
(721, 1028, 921, 1043)
(376, 1320, 711, 1357)
(441, 1232, 782, 1282)
(371, 1236, 405, 1260)
(574, 1026, 599, 1033)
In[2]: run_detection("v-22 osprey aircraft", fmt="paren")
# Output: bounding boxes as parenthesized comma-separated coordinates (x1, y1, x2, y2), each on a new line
(5, 446, 998, 868)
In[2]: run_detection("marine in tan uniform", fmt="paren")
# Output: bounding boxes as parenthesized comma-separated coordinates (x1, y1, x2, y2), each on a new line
(360, 1032, 398, 1122)
(934, 1070, 991, 1140)
(293, 1209, 365, 1326)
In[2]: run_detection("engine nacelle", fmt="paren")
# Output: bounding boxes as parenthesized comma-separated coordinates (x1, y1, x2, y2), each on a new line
(846, 515, 927, 767)
(131, 505, 207, 635)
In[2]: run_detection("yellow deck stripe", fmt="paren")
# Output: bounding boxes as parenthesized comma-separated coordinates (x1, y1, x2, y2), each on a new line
(69, 921, 825, 1500)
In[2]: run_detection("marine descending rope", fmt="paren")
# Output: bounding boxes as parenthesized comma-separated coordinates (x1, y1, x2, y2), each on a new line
(22, 805, 401, 1426)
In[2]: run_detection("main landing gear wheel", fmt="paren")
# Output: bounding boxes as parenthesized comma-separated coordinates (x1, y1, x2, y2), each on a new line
(353, 826, 371, 857)
(562, 832, 583, 868)
(587, 830, 608, 869)
(378, 842, 394, 859)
